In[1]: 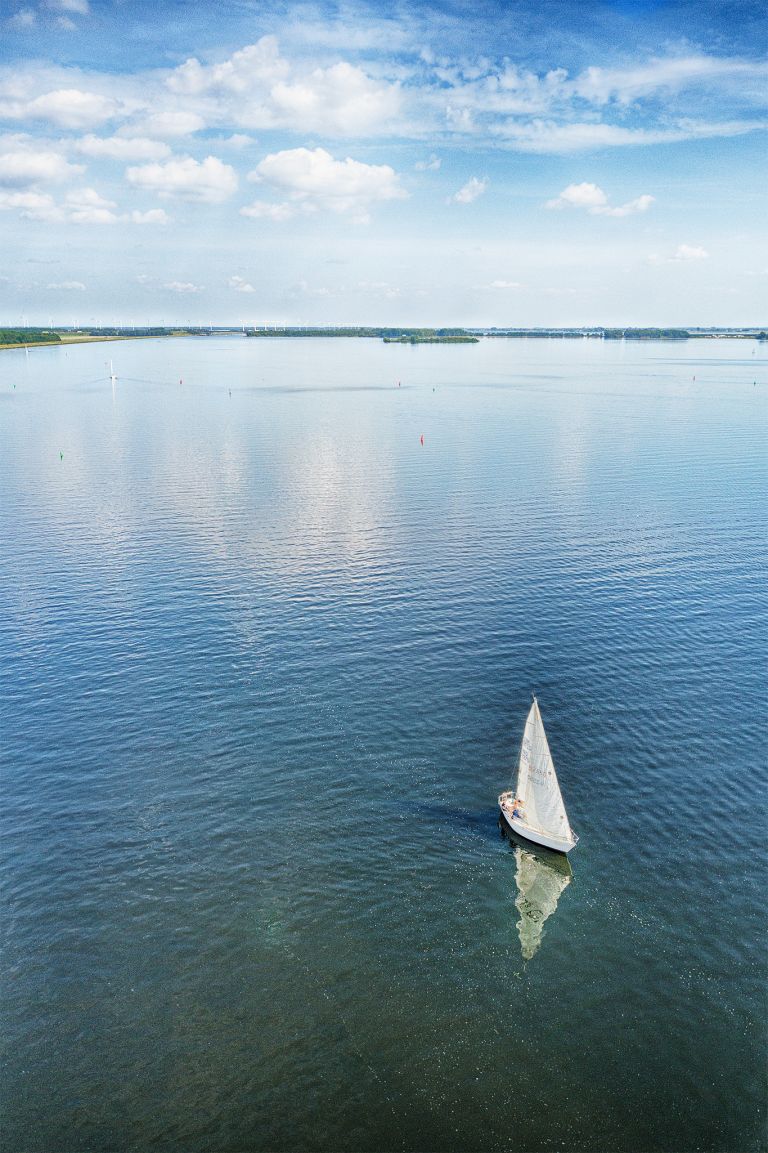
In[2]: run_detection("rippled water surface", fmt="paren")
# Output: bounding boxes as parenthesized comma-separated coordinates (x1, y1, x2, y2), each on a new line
(1, 336, 766, 1152)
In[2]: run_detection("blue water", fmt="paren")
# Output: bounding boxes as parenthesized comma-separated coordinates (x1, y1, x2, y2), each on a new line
(1, 336, 766, 1153)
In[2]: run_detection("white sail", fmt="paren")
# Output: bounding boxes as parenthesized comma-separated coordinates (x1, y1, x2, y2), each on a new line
(515, 845, 571, 961)
(515, 699, 573, 844)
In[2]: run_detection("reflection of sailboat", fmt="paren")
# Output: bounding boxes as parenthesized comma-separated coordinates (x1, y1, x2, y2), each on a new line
(514, 843, 571, 961)
(499, 697, 578, 853)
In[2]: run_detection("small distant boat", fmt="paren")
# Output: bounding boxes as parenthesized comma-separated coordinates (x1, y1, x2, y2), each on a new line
(499, 697, 578, 853)
(109, 360, 117, 384)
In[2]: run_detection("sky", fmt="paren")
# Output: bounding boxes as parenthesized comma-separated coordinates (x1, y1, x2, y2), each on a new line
(0, 0, 766, 326)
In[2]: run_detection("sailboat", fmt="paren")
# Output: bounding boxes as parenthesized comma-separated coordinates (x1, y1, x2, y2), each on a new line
(499, 697, 578, 853)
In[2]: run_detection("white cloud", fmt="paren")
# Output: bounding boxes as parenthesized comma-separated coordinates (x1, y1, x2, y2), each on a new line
(75, 134, 171, 161)
(240, 199, 297, 221)
(546, 182, 654, 216)
(570, 56, 768, 107)
(491, 118, 766, 153)
(165, 37, 400, 136)
(64, 186, 118, 223)
(266, 62, 400, 135)
(450, 176, 488, 204)
(0, 189, 59, 218)
(135, 111, 206, 138)
(46, 0, 90, 13)
(46, 279, 86, 289)
(129, 208, 169, 225)
(8, 9, 37, 28)
(600, 194, 655, 217)
(547, 182, 608, 210)
(220, 133, 255, 149)
(425, 52, 768, 150)
(248, 147, 406, 220)
(489, 280, 523, 289)
(125, 155, 238, 203)
(0, 88, 117, 129)
(164, 281, 204, 293)
(0, 148, 84, 187)
(228, 275, 255, 293)
(671, 244, 709, 261)
(647, 244, 710, 265)
(415, 154, 441, 171)
(166, 37, 288, 96)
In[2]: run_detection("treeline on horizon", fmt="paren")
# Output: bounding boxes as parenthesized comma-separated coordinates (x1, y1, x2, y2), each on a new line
(0, 329, 61, 345)
(245, 327, 474, 339)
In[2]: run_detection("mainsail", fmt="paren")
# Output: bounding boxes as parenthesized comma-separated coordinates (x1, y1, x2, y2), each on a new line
(515, 699, 573, 844)
(515, 845, 571, 960)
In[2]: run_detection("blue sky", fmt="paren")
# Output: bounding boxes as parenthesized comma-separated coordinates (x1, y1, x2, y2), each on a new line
(1, 0, 766, 325)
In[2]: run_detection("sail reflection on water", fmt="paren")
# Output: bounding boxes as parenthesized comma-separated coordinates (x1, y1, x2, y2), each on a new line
(514, 843, 572, 961)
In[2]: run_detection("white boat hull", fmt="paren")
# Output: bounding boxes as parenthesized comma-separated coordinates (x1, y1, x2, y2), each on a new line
(499, 796, 577, 854)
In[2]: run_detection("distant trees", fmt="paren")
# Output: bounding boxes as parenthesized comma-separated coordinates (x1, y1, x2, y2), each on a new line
(602, 328, 689, 340)
(0, 329, 61, 345)
(246, 327, 478, 342)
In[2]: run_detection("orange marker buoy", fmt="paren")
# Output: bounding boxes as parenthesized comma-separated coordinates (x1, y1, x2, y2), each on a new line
(420, 434, 424, 446)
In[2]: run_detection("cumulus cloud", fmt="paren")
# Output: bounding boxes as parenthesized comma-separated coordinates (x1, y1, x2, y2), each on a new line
(129, 208, 169, 224)
(415, 154, 441, 171)
(0, 88, 118, 129)
(247, 146, 406, 220)
(0, 184, 117, 223)
(240, 199, 297, 221)
(449, 176, 488, 204)
(0, 176, 170, 225)
(547, 182, 608, 210)
(165, 36, 400, 136)
(266, 61, 400, 135)
(125, 155, 238, 203)
(134, 111, 207, 138)
(647, 244, 710, 264)
(64, 186, 118, 223)
(167, 37, 288, 96)
(0, 148, 84, 186)
(164, 281, 204, 293)
(75, 134, 171, 161)
(0, 189, 58, 218)
(546, 182, 654, 215)
(228, 275, 255, 292)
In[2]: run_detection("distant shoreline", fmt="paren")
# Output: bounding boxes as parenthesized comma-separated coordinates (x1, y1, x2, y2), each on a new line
(1, 325, 766, 352)
(0, 334, 146, 351)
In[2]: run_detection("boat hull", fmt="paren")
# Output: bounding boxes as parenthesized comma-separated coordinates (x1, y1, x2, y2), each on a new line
(498, 797, 577, 854)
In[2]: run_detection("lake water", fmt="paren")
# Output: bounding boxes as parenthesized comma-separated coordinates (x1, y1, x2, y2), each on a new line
(1, 335, 766, 1153)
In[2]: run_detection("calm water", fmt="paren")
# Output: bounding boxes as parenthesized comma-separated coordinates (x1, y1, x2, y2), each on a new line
(1, 336, 766, 1153)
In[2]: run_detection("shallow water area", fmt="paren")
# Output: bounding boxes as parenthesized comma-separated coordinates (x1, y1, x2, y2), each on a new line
(1, 335, 766, 1152)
